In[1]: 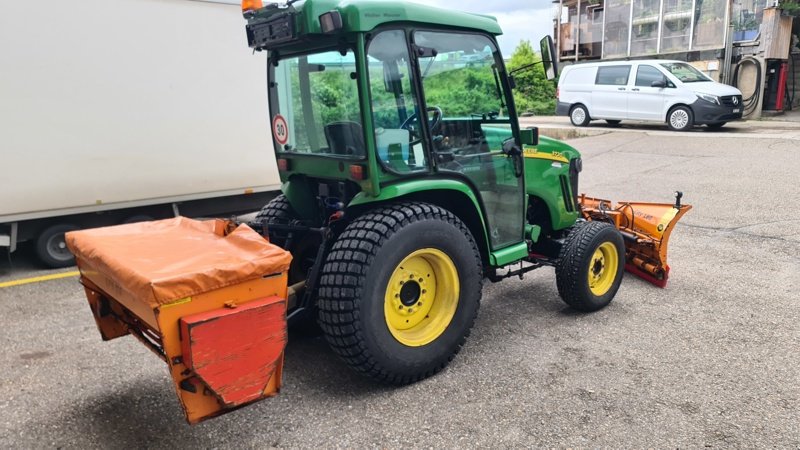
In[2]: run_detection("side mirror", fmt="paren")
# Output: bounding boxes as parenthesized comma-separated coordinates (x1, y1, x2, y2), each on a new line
(539, 36, 558, 80)
(520, 127, 539, 146)
(651, 79, 666, 88)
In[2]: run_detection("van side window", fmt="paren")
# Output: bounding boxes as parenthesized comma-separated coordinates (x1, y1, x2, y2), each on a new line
(635, 65, 666, 87)
(595, 66, 631, 86)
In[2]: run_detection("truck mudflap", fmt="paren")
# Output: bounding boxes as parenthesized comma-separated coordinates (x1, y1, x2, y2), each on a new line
(66, 217, 292, 424)
(578, 192, 692, 287)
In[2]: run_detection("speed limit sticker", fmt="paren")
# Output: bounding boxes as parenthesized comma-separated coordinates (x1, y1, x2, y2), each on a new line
(272, 114, 289, 146)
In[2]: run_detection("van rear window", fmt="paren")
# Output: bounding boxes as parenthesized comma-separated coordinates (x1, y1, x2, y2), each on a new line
(595, 66, 631, 86)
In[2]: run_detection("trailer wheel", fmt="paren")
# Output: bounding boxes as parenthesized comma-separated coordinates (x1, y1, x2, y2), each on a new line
(35, 224, 79, 268)
(317, 202, 482, 384)
(556, 221, 625, 312)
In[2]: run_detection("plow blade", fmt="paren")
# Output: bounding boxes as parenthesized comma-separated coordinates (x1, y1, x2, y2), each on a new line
(579, 193, 692, 287)
(66, 218, 292, 424)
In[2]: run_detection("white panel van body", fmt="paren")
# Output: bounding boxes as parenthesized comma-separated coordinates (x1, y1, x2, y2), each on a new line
(556, 60, 744, 131)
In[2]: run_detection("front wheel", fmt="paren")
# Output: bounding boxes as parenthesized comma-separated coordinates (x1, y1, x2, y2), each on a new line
(317, 203, 482, 384)
(556, 221, 625, 312)
(667, 106, 694, 131)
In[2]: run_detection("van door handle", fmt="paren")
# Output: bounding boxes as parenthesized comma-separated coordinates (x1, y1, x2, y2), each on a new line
(617, 87, 626, 91)
(631, 88, 640, 92)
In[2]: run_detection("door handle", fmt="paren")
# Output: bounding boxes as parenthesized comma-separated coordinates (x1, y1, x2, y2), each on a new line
(617, 87, 626, 91)
(631, 88, 640, 92)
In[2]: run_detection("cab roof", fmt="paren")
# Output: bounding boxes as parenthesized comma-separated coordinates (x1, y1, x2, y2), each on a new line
(251, 0, 502, 36)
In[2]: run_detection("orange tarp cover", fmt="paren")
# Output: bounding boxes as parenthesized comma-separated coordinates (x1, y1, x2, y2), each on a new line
(66, 217, 292, 309)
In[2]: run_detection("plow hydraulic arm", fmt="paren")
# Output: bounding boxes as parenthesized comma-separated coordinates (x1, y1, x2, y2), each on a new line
(578, 192, 692, 287)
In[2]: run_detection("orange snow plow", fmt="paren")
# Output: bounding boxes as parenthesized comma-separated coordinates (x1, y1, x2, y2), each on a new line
(66, 218, 292, 424)
(579, 192, 692, 287)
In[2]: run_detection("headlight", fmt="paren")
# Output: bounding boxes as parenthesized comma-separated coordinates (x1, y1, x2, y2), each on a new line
(696, 92, 720, 105)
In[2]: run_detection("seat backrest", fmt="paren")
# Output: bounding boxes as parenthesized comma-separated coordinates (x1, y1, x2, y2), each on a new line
(324, 121, 365, 156)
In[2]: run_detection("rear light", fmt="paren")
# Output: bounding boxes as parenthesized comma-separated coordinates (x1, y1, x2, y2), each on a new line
(242, 0, 263, 15)
(349, 164, 366, 180)
(277, 158, 290, 172)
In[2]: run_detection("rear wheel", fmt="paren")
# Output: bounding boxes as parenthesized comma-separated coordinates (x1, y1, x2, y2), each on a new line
(35, 223, 79, 268)
(570, 104, 591, 127)
(253, 195, 320, 333)
(556, 221, 625, 312)
(317, 203, 482, 384)
(667, 106, 694, 131)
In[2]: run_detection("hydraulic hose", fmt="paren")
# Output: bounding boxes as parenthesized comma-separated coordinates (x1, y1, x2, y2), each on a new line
(732, 56, 762, 117)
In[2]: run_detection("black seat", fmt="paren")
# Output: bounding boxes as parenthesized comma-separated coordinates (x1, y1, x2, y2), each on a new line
(324, 121, 365, 156)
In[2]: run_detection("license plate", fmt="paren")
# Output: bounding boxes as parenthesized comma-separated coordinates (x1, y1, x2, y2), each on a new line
(733, 108, 741, 113)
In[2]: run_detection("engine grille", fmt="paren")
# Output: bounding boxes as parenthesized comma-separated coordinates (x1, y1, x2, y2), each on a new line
(721, 95, 743, 107)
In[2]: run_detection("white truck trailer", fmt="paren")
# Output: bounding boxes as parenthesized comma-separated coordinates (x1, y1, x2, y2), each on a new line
(0, 0, 279, 267)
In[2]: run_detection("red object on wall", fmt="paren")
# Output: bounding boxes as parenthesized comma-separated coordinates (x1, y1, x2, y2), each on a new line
(180, 296, 287, 407)
(776, 62, 788, 111)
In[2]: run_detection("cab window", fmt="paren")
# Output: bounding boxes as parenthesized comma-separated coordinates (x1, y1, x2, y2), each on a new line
(635, 65, 665, 87)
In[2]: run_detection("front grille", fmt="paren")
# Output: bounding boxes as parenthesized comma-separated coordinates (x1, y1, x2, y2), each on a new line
(721, 95, 742, 107)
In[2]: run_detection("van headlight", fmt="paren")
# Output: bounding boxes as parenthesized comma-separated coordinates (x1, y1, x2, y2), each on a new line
(696, 92, 720, 105)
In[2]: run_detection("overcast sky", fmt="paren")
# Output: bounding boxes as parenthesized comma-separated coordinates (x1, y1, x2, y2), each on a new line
(411, 0, 554, 56)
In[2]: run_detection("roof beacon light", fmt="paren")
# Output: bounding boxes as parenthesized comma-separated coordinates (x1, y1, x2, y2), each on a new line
(319, 11, 343, 34)
(242, 0, 263, 17)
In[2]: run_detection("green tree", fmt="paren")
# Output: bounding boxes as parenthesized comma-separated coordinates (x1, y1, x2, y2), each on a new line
(506, 40, 557, 115)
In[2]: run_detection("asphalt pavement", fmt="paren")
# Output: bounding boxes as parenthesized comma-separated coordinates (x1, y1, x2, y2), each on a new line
(1, 125, 798, 447)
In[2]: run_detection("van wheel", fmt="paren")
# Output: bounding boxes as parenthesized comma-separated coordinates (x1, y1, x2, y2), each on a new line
(667, 106, 694, 131)
(36, 224, 79, 268)
(569, 105, 590, 127)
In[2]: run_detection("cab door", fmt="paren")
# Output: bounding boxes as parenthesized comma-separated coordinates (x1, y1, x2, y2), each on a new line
(628, 64, 669, 121)
(412, 30, 525, 250)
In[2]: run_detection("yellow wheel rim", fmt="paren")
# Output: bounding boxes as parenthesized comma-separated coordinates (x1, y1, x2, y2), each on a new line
(587, 242, 619, 296)
(384, 248, 460, 347)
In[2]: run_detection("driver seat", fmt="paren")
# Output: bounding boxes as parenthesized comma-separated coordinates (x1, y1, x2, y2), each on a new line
(324, 121, 365, 156)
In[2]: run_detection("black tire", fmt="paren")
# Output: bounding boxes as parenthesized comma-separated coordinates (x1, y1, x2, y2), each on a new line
(605, 120, 622, 126)
(556, 221, 625, 312)
(253, 195, 320, 334)
(317, 202, 482, 384)
(706, 122, 726, 129)
(667, 105, 694, 131)
(35, 224, 79, 268)
(569, 104, 591, 127)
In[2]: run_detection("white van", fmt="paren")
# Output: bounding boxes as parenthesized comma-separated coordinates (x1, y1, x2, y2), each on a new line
(556, 60, 744, 131)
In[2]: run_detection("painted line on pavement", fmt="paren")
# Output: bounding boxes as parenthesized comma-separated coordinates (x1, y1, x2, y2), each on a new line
(0, 271, 80, 288)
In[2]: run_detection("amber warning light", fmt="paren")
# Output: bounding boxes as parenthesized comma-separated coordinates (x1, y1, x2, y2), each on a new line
(242, 0, 263, 15)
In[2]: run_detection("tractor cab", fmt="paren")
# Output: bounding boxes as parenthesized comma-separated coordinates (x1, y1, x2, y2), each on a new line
(248, 0, 536, 255)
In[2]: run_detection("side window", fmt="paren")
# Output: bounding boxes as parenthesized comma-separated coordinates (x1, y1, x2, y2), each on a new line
(595, 65, 631, 86)
(635, 65, 665, 87)
(367, 30, 426, 173)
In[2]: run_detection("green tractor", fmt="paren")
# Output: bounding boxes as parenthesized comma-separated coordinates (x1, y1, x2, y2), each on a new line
(243, 0, 691, 384)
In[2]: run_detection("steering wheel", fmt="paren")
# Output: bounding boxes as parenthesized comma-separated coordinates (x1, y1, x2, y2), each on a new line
(401, 106, 443, 145)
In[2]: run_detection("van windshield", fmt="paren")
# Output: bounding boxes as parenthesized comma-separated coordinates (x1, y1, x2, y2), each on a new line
(659, 62, 712, 83)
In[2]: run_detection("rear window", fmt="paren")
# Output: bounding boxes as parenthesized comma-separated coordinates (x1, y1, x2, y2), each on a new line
(595, 65, 631, 86)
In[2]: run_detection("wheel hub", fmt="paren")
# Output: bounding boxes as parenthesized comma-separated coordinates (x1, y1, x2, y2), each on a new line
(384, 248, 460, 347)
(587, 242, 619, 296)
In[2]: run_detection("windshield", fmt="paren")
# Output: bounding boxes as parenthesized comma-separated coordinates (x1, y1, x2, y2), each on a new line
(269, 49, 363, 157)
(659, 62, 713, 83)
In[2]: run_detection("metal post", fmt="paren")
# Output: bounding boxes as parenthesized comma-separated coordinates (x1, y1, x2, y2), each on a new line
(557, 0, 563, 62)
(576, 0, 582, 61)
(689, 0, 697, 50)
(656, 0, 664, 53)
(601, 0, 607, 58)
(627, 0, 634, 56)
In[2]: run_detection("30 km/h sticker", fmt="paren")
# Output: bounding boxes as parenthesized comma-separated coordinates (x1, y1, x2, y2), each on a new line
(272, 115, 289, 146)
